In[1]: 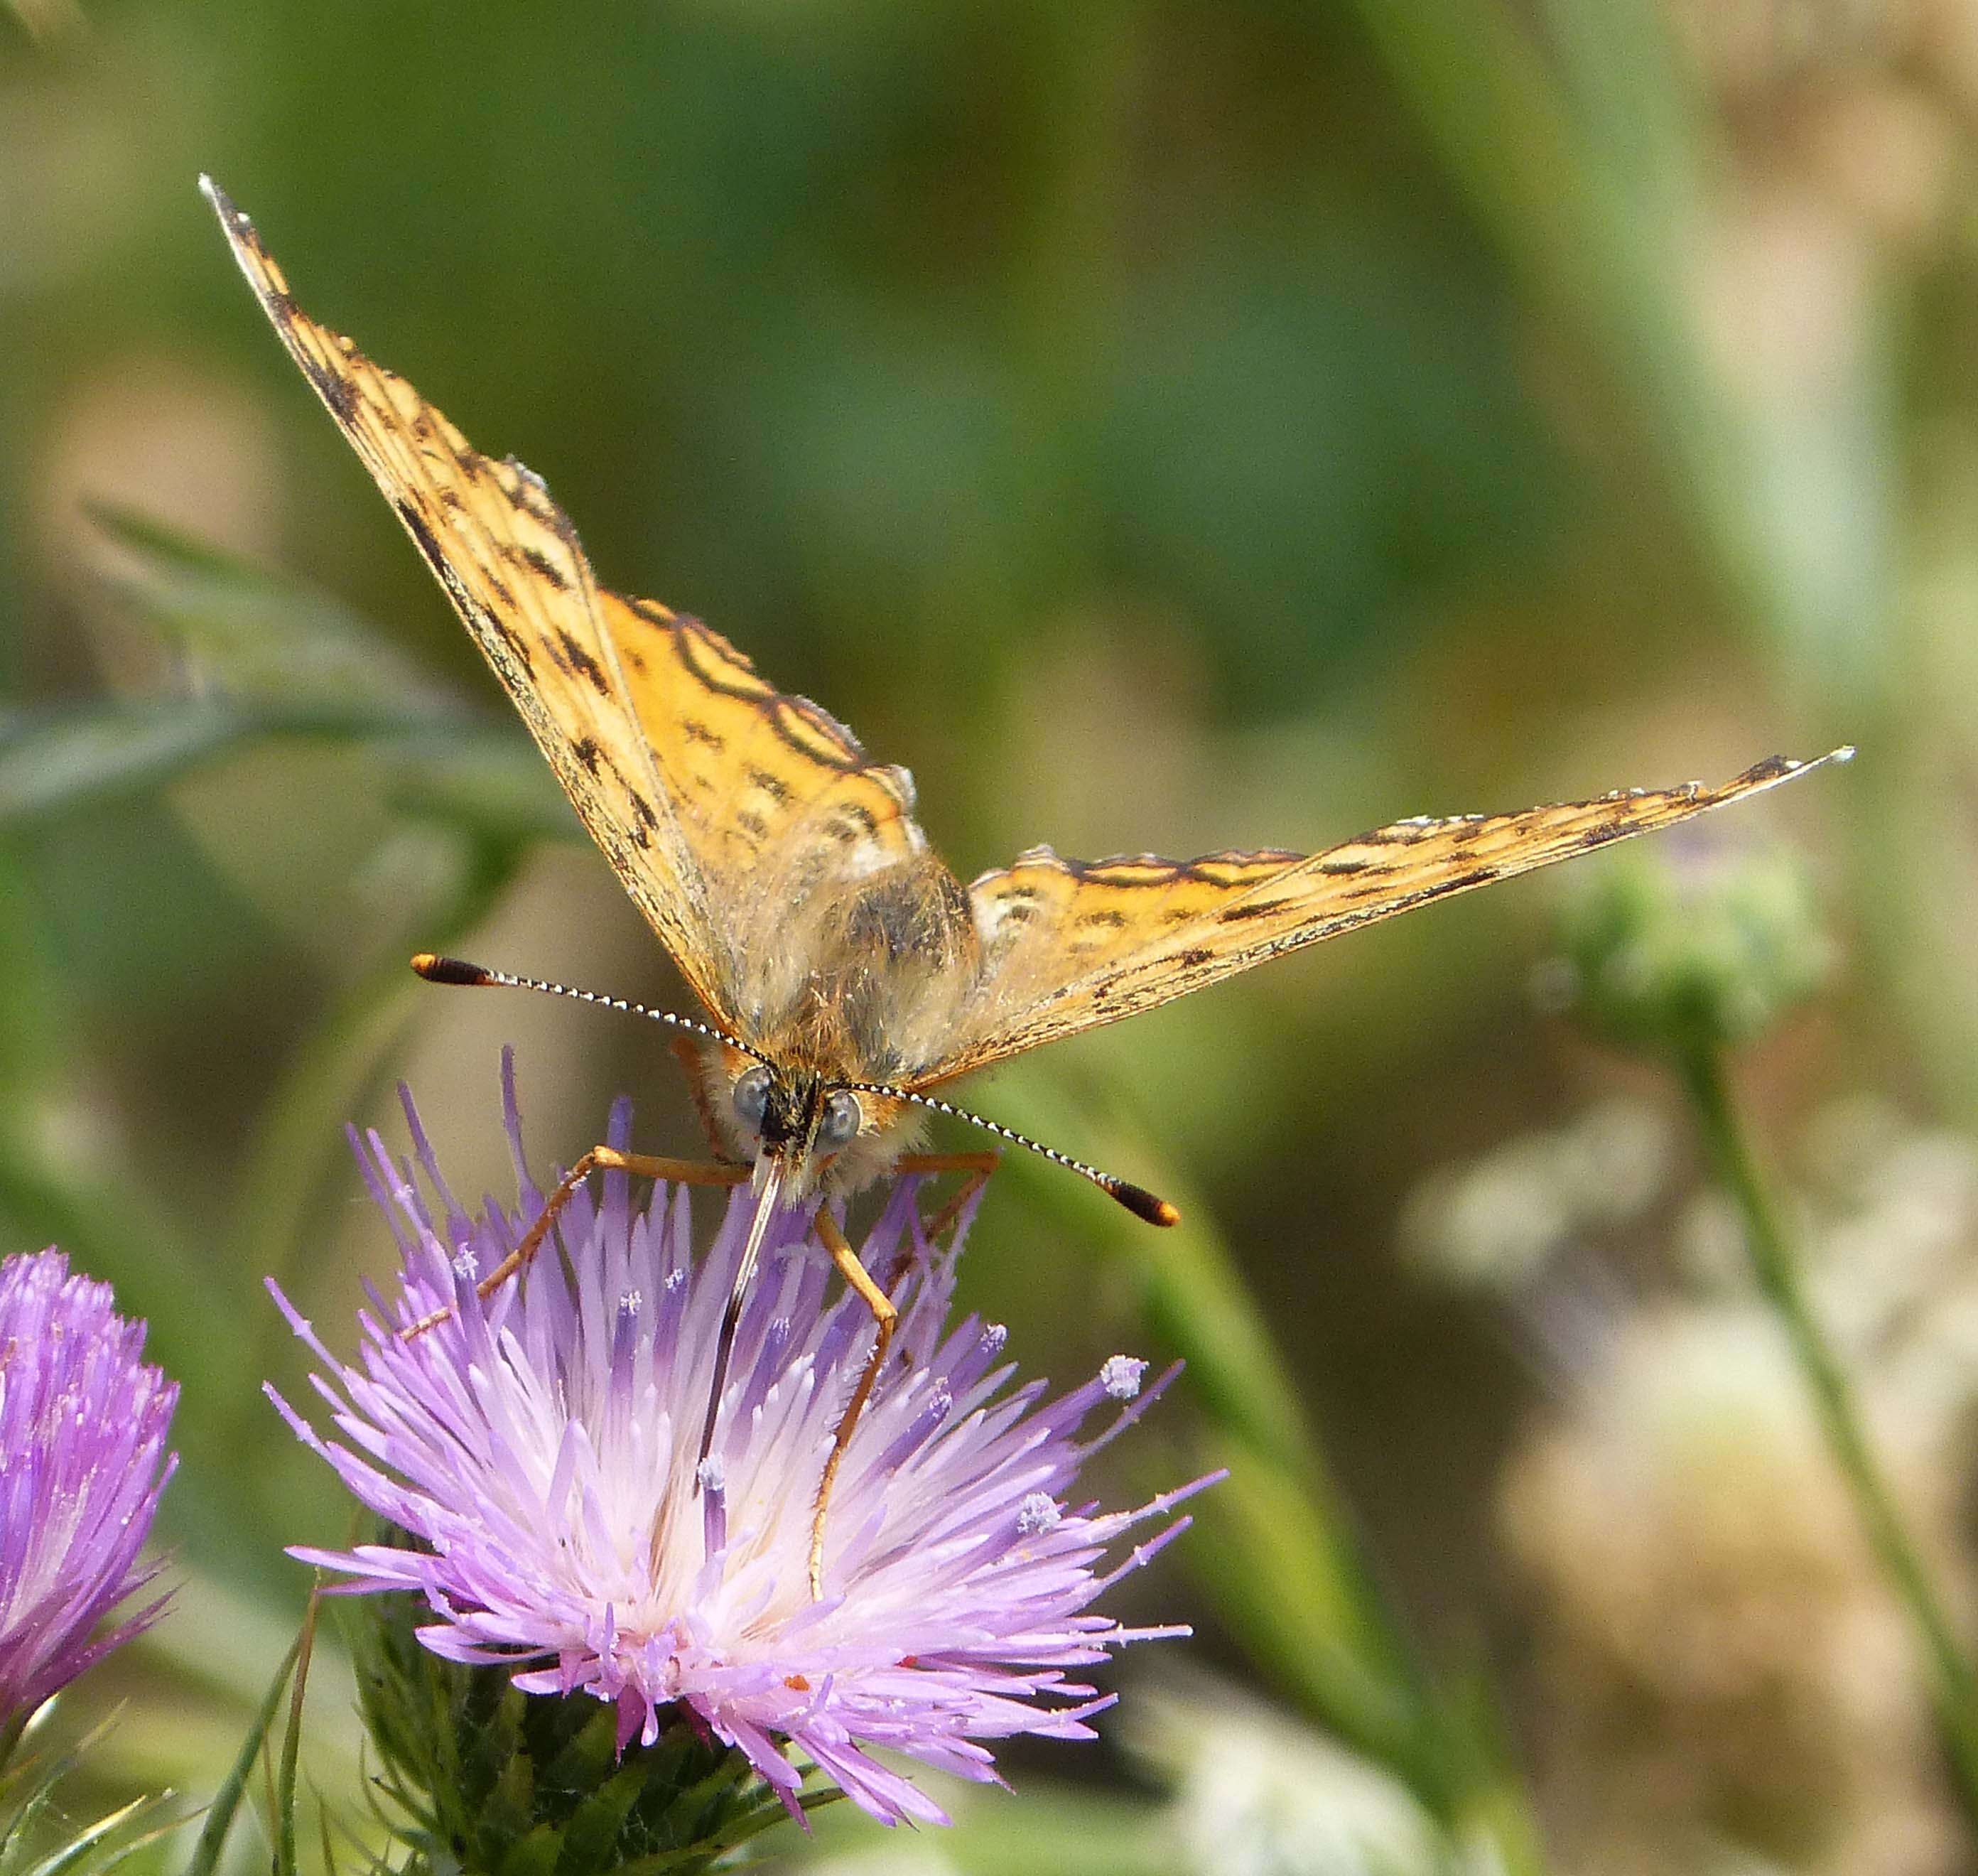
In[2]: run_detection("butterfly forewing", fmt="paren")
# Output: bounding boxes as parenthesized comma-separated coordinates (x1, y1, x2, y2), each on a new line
(926, 752, 1848, 1083)
(201, 179, 740, 1016)
(204, 178, 949, 1054)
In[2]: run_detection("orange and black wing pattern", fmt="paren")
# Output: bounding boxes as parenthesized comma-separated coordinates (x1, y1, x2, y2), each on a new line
(205, 178, 931, 1042)
(593, 593, 930, 937)
(930, 750, 1852, 1083)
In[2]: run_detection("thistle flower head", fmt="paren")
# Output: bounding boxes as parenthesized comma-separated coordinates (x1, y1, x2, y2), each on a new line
(1547, 831, 1835, 1055)
(0, 1249, 178, 1727)
(270, 1056, 1211, 1828)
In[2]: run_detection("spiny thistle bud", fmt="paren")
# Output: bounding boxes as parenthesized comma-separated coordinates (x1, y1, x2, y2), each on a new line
(1543, 832, 1836, 1057)
(352, 1576, 809, 1876)
(270, 1054, 1212, 1864)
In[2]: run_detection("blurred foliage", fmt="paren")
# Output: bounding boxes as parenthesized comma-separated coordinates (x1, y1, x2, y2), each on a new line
(0, 1711, 178, 1876)
(6, 0, 1974, 1867)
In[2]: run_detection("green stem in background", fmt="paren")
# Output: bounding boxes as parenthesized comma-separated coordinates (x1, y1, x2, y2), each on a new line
(1348, 0, 1767, 633)
(1677, 1045, 1978, 1825)
(988, 1064, 1552, 1876)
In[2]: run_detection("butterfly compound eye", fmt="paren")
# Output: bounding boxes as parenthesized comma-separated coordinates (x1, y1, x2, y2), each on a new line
(733, 1065, 774, 1134)
(818, 1089, 863, 1150)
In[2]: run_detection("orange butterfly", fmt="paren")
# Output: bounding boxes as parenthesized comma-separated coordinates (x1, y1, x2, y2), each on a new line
(204, 178, 1848, 1590)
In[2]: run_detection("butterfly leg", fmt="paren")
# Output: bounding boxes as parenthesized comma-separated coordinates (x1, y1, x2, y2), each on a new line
(400, 1150, 747, 1338)
(809, 1207, 899, 1600)
(893, 1150, 1001, 1239)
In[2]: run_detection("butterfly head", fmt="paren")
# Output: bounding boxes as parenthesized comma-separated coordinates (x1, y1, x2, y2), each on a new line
(721, 1057, 914, 1202)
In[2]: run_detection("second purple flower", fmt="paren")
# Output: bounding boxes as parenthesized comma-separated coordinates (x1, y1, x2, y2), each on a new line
(0, 1249, 178, 1733)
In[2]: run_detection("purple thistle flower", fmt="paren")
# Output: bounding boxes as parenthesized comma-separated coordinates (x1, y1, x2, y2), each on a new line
(269, 1057, 1217, 1828)
(0, 1250, 178, 1726)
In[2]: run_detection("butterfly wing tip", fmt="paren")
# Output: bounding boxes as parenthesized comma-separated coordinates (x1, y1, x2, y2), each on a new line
(199, 175, 258, 245)
(1744, 746, 1857, 790)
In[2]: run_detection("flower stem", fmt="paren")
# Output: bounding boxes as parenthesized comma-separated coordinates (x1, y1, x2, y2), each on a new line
(0, 1708, 27, 1779)
(1677, 1045, 1978, 1821)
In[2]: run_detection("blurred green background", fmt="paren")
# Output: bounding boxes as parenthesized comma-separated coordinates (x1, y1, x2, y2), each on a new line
(6, 0, 1974, 1869)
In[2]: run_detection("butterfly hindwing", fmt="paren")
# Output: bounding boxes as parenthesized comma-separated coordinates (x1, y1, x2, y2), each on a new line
(595, 593, 974, 1057)
(598, 594, 928, 911)
(926, 752, 1847, 1083)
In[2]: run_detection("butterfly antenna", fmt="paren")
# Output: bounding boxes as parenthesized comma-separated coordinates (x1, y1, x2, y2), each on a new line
(409, 954, 771, 1062)
(845, 1081, 1181, 1228)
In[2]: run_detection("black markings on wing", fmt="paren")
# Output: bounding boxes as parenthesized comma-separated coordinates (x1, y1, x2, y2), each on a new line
(201, 176, 735, 1019)
(520, 546, 571, 591)
(920, 753, 1848, 1082)
(553, 630, 609, 693)
(597, 593, 929, 905)
(1215, 896, 1291, 923)
(313, 360, 360, 424)
(659, 609, 872, 776)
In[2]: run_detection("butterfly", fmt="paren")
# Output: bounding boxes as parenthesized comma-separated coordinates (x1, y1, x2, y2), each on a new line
(203, 176, 1849, 1590)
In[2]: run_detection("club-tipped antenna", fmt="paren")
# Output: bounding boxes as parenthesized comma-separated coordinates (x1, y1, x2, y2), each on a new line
(409, 954, 771, 1064)
(411, 954, 1181, 1227)
(843, 1079, 1181, 1227)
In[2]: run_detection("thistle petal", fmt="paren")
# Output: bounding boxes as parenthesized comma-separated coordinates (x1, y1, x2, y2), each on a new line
(274, 1052, 1209, 1828)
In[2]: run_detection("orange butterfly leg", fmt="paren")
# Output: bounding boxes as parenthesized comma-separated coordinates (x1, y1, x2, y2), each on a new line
(893, 1150, 1001, 1239)
(399, 1148, 747, 1339)
(809, 1207, 899, 1600)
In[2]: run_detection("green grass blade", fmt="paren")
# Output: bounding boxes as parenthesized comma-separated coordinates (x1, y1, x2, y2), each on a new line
(180, 1632, 302, 1876)
(22, 1793, 175, 1876)
(85, 502, 446, 711)
(273, 1592, 321, 1876)
(0, 700, 472, 829)
(981, 1062, 1549, 1872)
